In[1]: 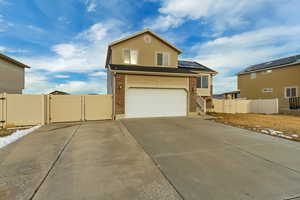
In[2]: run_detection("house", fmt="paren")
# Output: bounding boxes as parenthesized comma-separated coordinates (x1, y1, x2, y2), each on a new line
(0, 53, 30, 94)
(106, 29, 217, 119)
(49, 90, 69, 95)
(238, 54, 300, 111)
(213, 90, 240, 99)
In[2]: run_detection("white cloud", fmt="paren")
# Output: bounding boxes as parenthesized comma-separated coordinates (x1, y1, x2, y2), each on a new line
(145, 15, 183, 31)
(146, 0, 275, 34)
(83, 0, 97, 12)
(19, 21, 124, 73)
(24, 71, 106, 94)
(89, 71, 107, 77)
(189, 25, 300, 93)
(55, 75, 70, 79)
(0, 46, 28, 53)
(87, 2, 96, 12)
(77, 23, 108, 42)
(52, 44, 83, 58)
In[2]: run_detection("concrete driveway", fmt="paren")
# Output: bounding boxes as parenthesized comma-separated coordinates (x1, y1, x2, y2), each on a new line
(122, 117, 300, 200)
(0, 121, 180, 200)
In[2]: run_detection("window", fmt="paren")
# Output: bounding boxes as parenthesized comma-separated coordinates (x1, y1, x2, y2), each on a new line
(156, 52, 169, 66)
(197, 75, 209, 89)
(285, 87, 297, 98)
(262, 88, 273, 93)
(250, 73, 256, 79)
(123, 48, 138, 64)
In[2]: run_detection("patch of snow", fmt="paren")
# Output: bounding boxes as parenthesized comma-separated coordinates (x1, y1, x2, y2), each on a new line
(278, 134, 293, 139)
(268, 129, 283, 135)
(261, 130, 269, 134)
(0, 125, 41, 148)
(292, 134, 299, 138)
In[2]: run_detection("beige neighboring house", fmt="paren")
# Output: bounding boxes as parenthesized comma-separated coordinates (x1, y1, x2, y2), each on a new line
(106, 29, 217, 119)
(238, 54, 300, 111)
(0, 53, 30, 94)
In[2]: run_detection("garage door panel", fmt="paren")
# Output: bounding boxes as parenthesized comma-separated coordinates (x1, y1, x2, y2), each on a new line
(125, 88, 187, 118)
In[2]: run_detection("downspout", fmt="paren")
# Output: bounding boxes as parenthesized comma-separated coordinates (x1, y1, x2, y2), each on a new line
(112, 71, 116, 120)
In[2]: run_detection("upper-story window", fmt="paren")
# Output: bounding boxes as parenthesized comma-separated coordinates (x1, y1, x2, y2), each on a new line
(250, 72, 256, 79)
(123, 48, 138, 64)
(156, 52, 170, 66)
(197, 75, 209, 89)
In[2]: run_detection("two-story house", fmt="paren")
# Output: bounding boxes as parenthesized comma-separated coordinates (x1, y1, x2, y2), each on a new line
(0, 53, 30, 94)
(106, 29, 217, 119)
(238, 54, 300, 112)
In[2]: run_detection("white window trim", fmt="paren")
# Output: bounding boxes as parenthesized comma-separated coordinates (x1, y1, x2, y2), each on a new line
(122, 48, 138, 65)
(155, 51, 170, 67)
(262, 88, 273, 93)
(284, 86, 298, 99)
(197, 75, 209, 89)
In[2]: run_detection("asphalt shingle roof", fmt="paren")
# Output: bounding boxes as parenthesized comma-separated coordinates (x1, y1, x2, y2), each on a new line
(109, 64, 197, 74)
(178, 60, 216, 72)
(239, 54, 300, 74)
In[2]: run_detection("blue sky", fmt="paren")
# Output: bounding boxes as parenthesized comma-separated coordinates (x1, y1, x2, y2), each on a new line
(1, 0, 300, 94)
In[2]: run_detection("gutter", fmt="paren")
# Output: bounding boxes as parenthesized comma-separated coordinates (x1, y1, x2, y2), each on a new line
(110, 70, 199, 77)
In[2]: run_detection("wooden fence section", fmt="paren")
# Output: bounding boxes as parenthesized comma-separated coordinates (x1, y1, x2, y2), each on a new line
(212, 98, 279, 114)
(0, 93, 113, 128)
(289, 97, 300, 110)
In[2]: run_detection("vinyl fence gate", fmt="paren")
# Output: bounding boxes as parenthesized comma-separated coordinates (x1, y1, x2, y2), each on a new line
(0, 93, 113, 128)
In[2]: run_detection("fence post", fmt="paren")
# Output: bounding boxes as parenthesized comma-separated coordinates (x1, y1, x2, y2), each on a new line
(0, 93, 7, 128)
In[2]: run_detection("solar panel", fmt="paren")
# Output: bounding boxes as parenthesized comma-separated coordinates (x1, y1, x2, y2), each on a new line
(241, 54, 300, 73)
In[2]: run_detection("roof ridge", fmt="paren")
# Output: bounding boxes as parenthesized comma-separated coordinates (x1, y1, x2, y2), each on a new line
(109, 29, 182, 53)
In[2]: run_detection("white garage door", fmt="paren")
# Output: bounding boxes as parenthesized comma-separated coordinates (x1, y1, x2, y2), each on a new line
(125, 88, 187, 118)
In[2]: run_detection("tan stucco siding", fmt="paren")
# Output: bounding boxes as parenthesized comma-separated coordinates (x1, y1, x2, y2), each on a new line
(238, 64, 300, 108)
(126, 74, 189, 90)
(0, 58, 25, 94)
(111, 33, 179, 67)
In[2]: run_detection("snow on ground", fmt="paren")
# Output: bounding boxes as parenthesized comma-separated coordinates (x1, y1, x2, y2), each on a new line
(0, 126, 41, 148)
(260, 128, 298, 140)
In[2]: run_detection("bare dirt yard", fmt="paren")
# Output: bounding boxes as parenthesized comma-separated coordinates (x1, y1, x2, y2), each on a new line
(208, 113, 300, 142)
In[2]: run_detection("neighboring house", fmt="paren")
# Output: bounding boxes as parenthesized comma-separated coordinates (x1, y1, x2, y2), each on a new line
(238, 54, 300, 111)
(213, 90, 240, 99)
(49, 90, 69, 95)
(106, 29, 217, 119)
(0, 53, 30, 94)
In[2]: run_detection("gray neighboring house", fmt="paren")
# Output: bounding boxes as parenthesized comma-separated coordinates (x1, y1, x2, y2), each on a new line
(0, 53, 30, 94)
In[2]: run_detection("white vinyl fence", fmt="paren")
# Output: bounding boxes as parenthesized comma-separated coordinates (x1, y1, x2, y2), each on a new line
(212, 98, 278, 114)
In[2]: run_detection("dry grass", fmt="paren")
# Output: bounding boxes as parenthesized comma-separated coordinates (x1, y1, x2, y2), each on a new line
(208, 113, 300, 142)
(0, 128, 14, 137)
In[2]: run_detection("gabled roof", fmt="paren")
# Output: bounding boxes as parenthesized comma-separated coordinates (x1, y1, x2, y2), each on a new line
(239, 54, 300, 74)
(178, 60, 217, 73)
(109, 29, 182, 53)
(0, 53, 30, 69)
